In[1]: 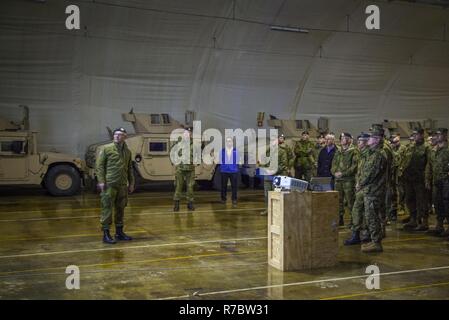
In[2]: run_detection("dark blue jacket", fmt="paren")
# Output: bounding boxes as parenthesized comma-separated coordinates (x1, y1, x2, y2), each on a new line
(219, 148, 239, 173)
(317, 145, 336, 177)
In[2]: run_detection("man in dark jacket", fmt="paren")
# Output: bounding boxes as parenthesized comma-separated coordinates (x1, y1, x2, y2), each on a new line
(317, 133, 337, 188)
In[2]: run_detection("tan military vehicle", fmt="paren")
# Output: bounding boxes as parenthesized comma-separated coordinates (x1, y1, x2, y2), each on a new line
(85, 109, 218, 190)
(240, 113, 329, 188)
(0, 106, 86, 196)
(382, 119, 437, 141)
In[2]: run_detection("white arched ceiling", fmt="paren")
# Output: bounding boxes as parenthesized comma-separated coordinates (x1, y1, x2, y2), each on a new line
(0, 0, 448, 156)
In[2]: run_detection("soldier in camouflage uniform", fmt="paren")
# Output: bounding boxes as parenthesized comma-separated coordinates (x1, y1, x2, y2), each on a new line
(173, 128, 196, 212)
(389, 134, 405, 220)
(402, 129, 432, 231)
(331, 132, 358, 227)
(294, 131, 316, 182)
(427, 128, 449, 237)
(398, 135, 415, 223)
(425, 133, 438, 217)
(260, 134, 293, 215)
(359, 130, 388, 252)
(370, 124, 393, 238)
(344, 132, 370, 246)
(96, 127, 135, 244)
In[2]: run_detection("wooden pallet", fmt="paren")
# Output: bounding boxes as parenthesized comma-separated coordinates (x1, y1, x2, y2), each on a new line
(268, 190, 339, 271)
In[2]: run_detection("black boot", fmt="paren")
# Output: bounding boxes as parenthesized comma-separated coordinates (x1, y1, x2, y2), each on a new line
(103, 230, 116, 244)
(187, 201, 195, 211)
(344, 231, 361, 246)
(339, 216, 344, 226)
(173, 200, 180, 212)
(115, 226, 132, 241)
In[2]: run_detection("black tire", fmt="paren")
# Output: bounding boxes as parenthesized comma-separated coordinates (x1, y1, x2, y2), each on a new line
(44, 164, 81, 196)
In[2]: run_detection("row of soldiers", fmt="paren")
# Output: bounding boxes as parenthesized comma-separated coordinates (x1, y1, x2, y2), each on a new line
(273, 125, 449, 253)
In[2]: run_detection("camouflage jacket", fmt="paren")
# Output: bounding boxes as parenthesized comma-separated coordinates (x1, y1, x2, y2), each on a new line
(357, 145, 387, 196)
(278, 143, 294, 176)
(331, 145, 358, 181)
(293, 140, 316, 169)
(381, 139, 394, 183)
(401, 141, 431, 183)
(430, 144, 449, 183)
(96, 142, 134, 187)
(355, 147, 369, 184)
(174, 140, 195, 172)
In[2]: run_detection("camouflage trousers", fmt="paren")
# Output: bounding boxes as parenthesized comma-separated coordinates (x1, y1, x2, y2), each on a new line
(335, 179, 355, 222)
(294, 166, 314, 182)
(386, 181, 398, 217)
(263, 176, 274, 206)
(397, 178, 406, 211)
(434, 179, 449, 223)
(100, 185, 128, 230)
(174, 170, 195, 201)
(351, 191, 382, 243)
(404, 179, 428, 221)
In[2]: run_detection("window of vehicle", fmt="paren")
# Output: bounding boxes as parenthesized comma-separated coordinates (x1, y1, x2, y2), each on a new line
(0, 140, 26, 155)
(161, 114, 170, 124)
(148, 140, 168, 154)
(150, 114, 160, 124)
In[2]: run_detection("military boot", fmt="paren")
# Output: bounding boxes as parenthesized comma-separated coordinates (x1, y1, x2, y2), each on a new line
(403, 217, 417, 230)
(426, 219, 444, 236)
(103, 230, 116, 244)
(115, 226, 132, 241)
(173, 200, 180, 212)
(344, 231, 361, 246)
(414, 217, 429, 231)
(187, 201, 195, 211)
(361, 241, 383, 253)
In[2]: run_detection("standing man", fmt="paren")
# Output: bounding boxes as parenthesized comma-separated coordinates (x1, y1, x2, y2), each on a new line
(332, 132, 358, 227)
(344, 132, 370, 245)
(317, 133, 337, 188)
(427, 128, 449, 236)
(389, 134, 405, 221)
(96, 127, 135, 244)
(402, 129, 432, 231)
(293, 131, 316, 182)
(173, 128, 196, 212)
(370, 124, 393, 237)
(259, 134, 293, 215)
(219, 137, 240, 207)
(359, 129, 388, 253)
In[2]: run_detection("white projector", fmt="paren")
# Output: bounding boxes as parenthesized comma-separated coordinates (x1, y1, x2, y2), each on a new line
(272, 176, 309, 192)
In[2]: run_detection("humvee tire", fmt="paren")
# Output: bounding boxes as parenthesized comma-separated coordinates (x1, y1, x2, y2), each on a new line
(45, 164, 81, 196)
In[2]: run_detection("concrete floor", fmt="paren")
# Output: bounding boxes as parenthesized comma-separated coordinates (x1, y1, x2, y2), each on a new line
(0, 186, 449, 300)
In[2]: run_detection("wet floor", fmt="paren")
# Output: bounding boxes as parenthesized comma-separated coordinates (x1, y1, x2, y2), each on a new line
(0, 186, 448, 300)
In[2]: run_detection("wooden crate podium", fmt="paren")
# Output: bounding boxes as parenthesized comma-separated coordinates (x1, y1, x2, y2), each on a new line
(268, 190, 339, 271)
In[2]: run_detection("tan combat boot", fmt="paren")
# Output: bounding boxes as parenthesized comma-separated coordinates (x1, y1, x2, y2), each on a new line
(361, 241, 383, 253)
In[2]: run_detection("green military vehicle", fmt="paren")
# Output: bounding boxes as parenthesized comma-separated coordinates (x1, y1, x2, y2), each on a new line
(85, 109, 218, 190)
(0, 106, 86, 196)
